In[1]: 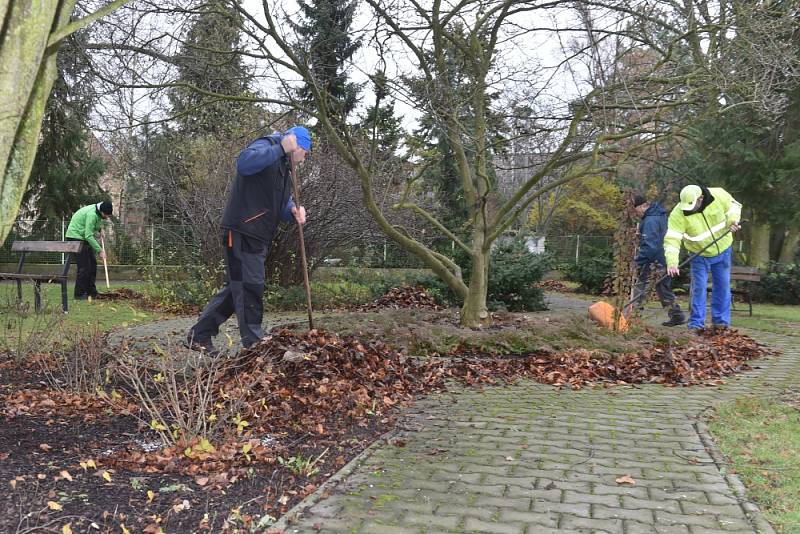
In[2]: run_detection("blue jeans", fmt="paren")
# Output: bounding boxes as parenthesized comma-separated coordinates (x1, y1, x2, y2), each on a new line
(689, 246, 732, 329)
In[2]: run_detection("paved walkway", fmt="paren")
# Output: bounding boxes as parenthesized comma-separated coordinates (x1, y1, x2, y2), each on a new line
(272, 296, 796, 533)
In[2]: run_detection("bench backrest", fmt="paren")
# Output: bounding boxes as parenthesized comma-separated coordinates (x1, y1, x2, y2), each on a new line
(11, 241, 84, 254)
(731, 266, 761, 282)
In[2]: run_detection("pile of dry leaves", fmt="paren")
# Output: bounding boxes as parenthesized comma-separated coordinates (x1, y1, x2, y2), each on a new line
(445, 329, 770, 389)
(95, 288, 145, 300)
(534, 280, 572, 292)
(360, 285, 443, 311)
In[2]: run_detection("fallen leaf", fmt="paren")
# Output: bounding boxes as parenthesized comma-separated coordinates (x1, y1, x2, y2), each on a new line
(147, 490, 155, 503)
(59, 470, 73, 482)
(62, 524, 72, 534)
(615, 474, 636, 485)
(101, 471, 112, 482)
(39, 443, 52, 452)
(47, 501, 63, 511)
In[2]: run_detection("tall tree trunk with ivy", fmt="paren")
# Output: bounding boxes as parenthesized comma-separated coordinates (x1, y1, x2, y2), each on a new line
(0, 0, 132, 244)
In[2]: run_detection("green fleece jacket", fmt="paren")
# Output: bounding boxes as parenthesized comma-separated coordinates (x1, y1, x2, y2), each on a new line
(65, 204, 103, 253)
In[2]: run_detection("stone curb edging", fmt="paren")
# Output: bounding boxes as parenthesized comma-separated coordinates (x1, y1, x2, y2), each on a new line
(695, 417, 776, 534)
(271, 428, 399, 532)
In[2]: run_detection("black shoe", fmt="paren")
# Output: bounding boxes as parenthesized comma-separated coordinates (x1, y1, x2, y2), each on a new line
(711, 324, 730, 334)
(688, 327, 705, 336)
(184, 333, 220, 357)
(662, 315, 686, 327)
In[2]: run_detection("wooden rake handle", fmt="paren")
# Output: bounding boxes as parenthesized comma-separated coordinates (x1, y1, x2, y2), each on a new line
(289, 158, 314, 330)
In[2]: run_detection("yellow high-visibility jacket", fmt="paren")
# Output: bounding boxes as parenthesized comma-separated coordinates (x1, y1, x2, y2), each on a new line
(663, 187, 742, 268)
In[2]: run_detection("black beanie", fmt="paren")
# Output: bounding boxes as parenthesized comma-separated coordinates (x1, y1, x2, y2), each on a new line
(98, 201, 113, 215)
(632, 194, 647, 208)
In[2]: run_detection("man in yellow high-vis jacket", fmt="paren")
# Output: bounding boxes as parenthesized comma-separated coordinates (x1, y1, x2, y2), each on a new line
(663, 185, 742, 331)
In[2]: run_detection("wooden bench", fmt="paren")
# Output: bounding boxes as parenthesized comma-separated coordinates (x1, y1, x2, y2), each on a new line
(703, 266, 761, 316)
(0, 241, 84, 313)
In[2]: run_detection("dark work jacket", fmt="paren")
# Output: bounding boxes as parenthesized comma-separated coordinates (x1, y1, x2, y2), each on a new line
(220, 135, 296, 244)
(635, 202, 668, 267)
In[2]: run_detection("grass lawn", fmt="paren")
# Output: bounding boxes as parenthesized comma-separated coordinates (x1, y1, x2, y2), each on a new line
(0, 281, 162, 351)
(708, 395, 800, 533)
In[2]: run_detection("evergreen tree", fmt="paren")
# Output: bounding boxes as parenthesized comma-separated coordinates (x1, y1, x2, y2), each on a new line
(169, 0, 255, 136)
(21, 30, 106, 233)
(292, 0, 361, 126)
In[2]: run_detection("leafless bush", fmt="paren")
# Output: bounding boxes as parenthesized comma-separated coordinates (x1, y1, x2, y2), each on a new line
(114, 340, 249, 446)
(38, 324, 109, 394)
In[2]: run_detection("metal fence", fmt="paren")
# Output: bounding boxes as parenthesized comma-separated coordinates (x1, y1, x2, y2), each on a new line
(1, 219, 198, 266)
(1, 219, 748, 269)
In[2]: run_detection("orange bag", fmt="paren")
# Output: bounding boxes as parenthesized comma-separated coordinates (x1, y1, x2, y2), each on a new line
(588, 301, 629, 332)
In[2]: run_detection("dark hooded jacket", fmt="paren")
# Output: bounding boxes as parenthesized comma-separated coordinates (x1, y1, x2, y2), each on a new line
(220, 135, 296, 244)
(635, 201, 668, 267)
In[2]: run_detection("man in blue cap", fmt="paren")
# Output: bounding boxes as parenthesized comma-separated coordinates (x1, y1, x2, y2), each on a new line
(187, 126, 311, 355)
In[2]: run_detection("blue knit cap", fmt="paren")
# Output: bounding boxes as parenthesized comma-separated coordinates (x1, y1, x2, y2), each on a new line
(285, 126, 312, 151)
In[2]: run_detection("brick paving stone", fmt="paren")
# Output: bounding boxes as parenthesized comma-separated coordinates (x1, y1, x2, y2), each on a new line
(532, 501, 591, 517)
(462, 517, 525, 534)
(358, 523, 422, 534)
(625, 522, 690, 534)
(558, 514, 623, 531)
(621, 496, 681, 514)
(592, 503, 655, 524)
(497, 509, 559, 528)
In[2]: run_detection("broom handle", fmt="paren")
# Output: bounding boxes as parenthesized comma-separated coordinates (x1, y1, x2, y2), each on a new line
(100, 231, 110, 289)
(289, 158, 314, 330)
(623, 227, 734, 311)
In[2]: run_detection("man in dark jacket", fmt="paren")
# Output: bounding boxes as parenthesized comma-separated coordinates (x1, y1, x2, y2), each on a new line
(186, 126, 310, 354)
(630, 194, 685, 326)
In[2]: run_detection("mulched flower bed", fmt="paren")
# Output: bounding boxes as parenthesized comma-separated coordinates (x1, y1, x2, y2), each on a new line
(0, 324, 775, 533)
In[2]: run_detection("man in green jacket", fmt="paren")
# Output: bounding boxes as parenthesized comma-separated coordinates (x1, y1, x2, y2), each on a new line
(663, 185, 742, 331)
(65, 201, 112, 299)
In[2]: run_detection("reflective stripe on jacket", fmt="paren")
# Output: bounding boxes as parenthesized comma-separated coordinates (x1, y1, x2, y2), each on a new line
(663, 186, 742, 268)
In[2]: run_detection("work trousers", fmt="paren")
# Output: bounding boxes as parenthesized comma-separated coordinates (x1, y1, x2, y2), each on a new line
(67, 238, 98, 298)
(689, 246, 732, 329)
(632, 262, 683, 320)
(190, 231, 268, 348)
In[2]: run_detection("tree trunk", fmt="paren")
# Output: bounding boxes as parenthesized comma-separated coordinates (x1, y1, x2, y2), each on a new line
(0, 0, 64, 244)
(461, 249, 490, 328)
(0, 0, 131, 245)
(778, 228, 800, 264)
(748, 221, 772, 268)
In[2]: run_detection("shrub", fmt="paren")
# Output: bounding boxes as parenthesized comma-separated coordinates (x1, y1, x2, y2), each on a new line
(563, 246, 613, 294)
(264, 281, 374, 311)
(751, 262, 800, 304)
(144, 262, 225, 311)
(488, 239, 549, 311)
(413, 238, 549, 311)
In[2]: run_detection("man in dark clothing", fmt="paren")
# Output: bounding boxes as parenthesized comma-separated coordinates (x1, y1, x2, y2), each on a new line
(186, 126, 310, 355)
(65, 201, 112, 299)
(630, 194, 686, 326)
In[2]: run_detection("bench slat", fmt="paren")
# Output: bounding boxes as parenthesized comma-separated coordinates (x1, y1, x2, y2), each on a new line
(11, 241, 83, 253)
(732, 274, 761, 282)
(0, 273, 67, 281)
